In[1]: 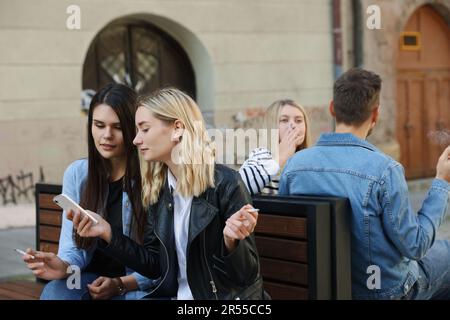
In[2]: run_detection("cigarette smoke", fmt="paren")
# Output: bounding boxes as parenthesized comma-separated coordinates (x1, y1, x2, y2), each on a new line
(428, 130, 450, 146)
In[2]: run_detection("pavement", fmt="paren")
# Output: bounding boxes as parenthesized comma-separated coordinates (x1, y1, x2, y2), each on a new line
(0, 227, 36, 280)
(0, 204, 35, 229)
(0, 179, 449, 280)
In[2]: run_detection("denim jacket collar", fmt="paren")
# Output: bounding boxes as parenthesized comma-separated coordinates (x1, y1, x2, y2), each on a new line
(316, 132, 378, 152)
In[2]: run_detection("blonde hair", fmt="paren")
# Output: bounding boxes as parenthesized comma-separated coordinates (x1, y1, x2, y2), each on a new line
(265, 99, 311, 151)
(139, 88, 215, 207)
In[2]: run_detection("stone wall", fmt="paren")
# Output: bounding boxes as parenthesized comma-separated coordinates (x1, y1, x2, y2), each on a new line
(0, 0, 335, 205)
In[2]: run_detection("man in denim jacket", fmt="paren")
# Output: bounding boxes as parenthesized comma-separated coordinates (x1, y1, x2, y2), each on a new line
(279, 68, 450, 299)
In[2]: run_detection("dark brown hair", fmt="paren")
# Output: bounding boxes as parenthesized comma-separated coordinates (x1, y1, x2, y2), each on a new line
(333, 68, 382, 126)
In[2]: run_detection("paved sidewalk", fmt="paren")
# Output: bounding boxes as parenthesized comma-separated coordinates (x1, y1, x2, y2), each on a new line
(0, 227, 35, 280)
(0, 204, 35, 229)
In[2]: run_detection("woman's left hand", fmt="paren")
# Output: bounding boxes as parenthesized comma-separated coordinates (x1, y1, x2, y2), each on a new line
(67, 209, 112, 242)
(88, 276, 120, 300)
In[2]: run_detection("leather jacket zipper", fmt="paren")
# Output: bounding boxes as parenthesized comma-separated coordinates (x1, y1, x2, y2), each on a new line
(203, 231, 218, 300)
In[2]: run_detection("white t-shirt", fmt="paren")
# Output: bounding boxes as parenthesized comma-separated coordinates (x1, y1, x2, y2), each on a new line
(167, 170, 194, 300)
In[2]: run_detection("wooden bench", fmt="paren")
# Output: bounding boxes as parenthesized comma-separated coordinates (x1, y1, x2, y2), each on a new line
(35, 183, 63, 255)
(0, 184, 351, 300)
(253, 195, 352, 300)
(0, 183, 61, 300)
(0, 280, 45, 300)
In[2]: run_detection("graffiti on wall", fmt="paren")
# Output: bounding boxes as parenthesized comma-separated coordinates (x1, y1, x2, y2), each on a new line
(0, 167, 45, 205)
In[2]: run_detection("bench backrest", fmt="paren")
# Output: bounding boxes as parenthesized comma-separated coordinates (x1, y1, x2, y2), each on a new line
(35, 184, 351, 300)
(253, 195, 351, 300)
(35, 183, 62, 254)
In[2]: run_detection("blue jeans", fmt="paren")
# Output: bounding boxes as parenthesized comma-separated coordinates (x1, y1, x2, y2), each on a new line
(403, 240, 450, 300)
(40, 272, 125, 300)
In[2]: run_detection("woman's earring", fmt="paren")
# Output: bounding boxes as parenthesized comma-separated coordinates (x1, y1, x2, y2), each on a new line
(171, 133, 182, 142)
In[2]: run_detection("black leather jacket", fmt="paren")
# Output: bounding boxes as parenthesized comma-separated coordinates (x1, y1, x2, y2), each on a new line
(100, 164, 263, 299)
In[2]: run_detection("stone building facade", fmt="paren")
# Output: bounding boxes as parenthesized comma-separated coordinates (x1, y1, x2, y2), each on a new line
(0, 0, 449, 205)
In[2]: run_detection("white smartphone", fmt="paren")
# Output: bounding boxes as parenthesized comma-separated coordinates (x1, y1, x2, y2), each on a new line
(14, 248, 35, 259)
(53, 193, 99, 224)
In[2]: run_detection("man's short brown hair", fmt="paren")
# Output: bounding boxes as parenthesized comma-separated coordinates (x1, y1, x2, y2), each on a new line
(333, 68, 382, 126)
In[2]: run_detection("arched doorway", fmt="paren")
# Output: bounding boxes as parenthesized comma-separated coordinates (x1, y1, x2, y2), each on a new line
(82, 19, 196, 109)
(396, 5, 450, 179)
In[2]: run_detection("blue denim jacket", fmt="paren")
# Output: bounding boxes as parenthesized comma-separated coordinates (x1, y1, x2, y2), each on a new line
(58, 159, 154, 299)
(279, 133, 450, 299)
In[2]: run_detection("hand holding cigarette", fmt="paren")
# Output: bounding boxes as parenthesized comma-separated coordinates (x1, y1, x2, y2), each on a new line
(15, 248, 35, 260)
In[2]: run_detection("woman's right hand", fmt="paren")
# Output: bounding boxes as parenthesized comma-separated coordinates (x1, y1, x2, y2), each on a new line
(23, 248, 68, 280)
(67, 209, 112, 243)
(279, 128, 301, 168)
(436, 146, 450, 182)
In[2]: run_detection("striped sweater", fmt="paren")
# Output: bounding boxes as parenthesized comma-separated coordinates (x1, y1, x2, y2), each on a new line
(239, 148, 280, 196)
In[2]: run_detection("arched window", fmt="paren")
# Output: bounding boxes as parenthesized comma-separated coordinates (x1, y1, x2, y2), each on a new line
(82, 20, 196, 110)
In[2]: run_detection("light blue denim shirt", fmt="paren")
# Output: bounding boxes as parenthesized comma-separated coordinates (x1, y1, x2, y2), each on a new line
(58, 159, 154, 299)
(279, 133, 450, 299)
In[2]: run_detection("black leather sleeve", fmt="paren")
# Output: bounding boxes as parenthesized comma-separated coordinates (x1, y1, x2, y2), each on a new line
(98, 205, 162, 279)
(219, 173, 260, 286)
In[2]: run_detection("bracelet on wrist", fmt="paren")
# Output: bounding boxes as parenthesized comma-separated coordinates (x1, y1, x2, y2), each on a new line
(114, 277, 126, 296)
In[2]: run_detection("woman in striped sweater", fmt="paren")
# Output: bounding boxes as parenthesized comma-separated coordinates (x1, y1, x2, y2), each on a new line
(239, 99, 311, 195)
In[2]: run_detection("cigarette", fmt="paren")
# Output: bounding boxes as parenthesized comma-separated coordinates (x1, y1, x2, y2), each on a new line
(237, 208, 260, 220)
(15, 248, 35, 259)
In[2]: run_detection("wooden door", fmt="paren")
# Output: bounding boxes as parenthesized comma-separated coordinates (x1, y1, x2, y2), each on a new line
(396, 5, 450, 179)
(83, 21, 196, 98)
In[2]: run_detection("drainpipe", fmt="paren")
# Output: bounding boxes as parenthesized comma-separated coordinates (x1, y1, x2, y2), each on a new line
(331, 0, 343, 131)
(332, 0, 343, 80)
(352, 0, 363, 67)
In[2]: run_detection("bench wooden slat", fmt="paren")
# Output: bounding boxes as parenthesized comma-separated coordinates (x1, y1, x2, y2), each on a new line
(264, 281, 308, 300)
(40, 209, 63, 226)
(40, 241, 59, 254)
(6, 280, 45, 292)
(260, 257, 308, 286)
(39, 225, 61, 243)
(0, 281, 44, 299)
(255, 214, 307, 239)
(0, 288, 34, 300)
(256, 236, 307, 263)
(39, 193, 61, 210)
